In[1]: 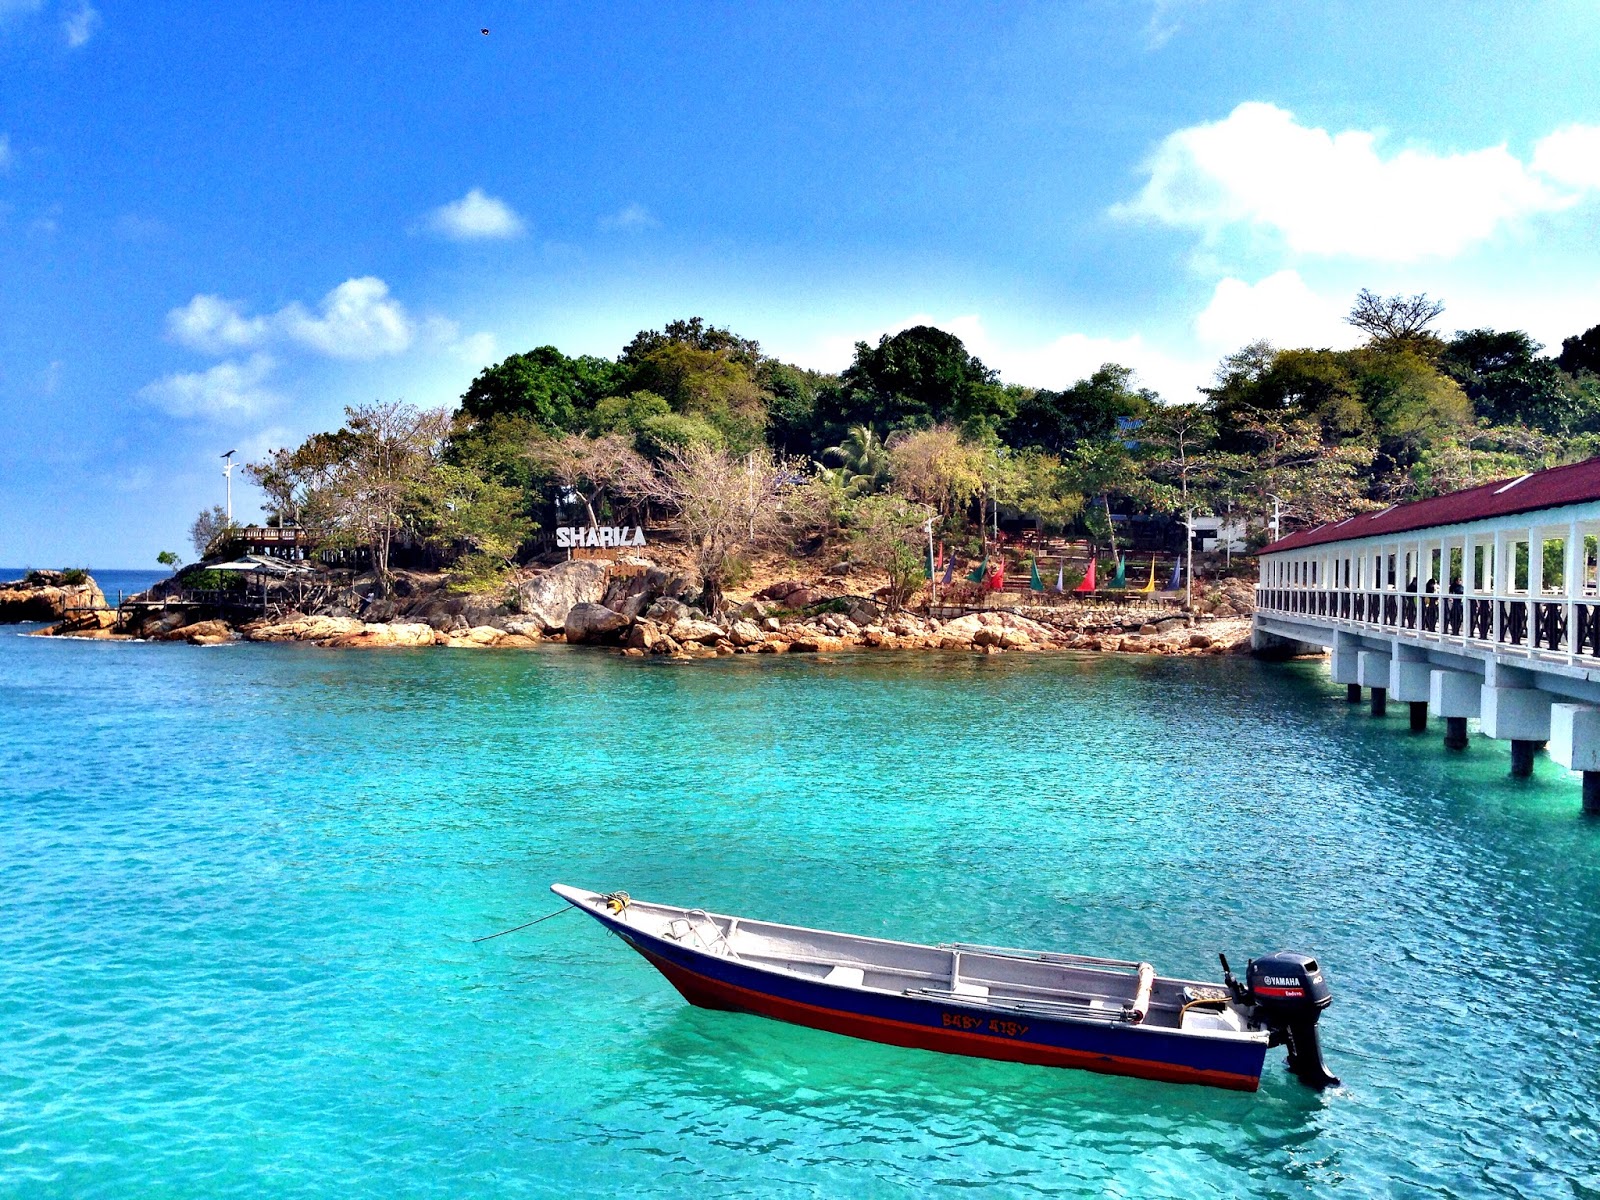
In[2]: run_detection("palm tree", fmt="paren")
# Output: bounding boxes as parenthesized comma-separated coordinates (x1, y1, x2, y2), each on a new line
(819, 425, 891, 496)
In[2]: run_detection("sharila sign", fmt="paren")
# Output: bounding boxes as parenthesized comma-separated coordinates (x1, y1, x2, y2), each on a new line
(556, 526, 648, 549)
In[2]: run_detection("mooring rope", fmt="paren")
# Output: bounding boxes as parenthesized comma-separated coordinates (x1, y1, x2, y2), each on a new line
(472, 903, 576, 943)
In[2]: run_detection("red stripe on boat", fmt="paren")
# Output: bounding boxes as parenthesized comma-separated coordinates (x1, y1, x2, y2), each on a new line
(635, 947, 1261, 1092)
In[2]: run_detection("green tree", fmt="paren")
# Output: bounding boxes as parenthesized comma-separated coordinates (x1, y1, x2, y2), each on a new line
(156, 550, 181, 568)
(825, 326, 1012, 441)
(820, 425, 891, 496)
(1559, 323, 1600, 376)
(1003, 364, 1155, 453)
(460, 347, 625, 430)
(846, 492, 936, 612)
(189, 505, 238, 559)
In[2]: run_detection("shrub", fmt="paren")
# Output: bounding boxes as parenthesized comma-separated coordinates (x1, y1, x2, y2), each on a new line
(60, 568, 89, 586)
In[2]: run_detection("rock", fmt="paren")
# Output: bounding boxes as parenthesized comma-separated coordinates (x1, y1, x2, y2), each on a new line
(762, 617, 780, 632)
(0, 571, 107, 624)
(667, 617, 723, 644)
(320, 622, 439, 649)
(621, 647, 646, 657)
(625, 620, 661, 651)
(181, 619, 234, 645)
(782, 587, 825, 608)
(756, 579, 806, 602)
(501, 620, 545, 639)
(734, 600, 770, 620)
(790, 634, 847, 653)
(826, 560, 853, 576)
(402, 592, 510, 631)
(245, 615, 365, 643)
(998, 630, 1032, 650)
(1187, 632, 1214, 649)
(565, 602, 631, 644)
(729, 619, 765, 647)
(645, 596, 691, 623)
(514, 560, 610, 632)
(1118, 635, 1149, 653)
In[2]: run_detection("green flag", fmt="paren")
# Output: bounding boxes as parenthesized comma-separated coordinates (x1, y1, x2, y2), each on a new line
(1029, 558, 1044, 592)
(967, 556, 989, 583)
(1109, 554, 1127, 589)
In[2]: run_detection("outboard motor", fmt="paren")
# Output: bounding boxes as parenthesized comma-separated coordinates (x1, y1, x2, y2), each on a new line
(1222, 952, 1340, 1088)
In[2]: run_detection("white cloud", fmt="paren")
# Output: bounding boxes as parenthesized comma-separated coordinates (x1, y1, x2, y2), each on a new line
(1116, 101, 1586, 261)
(599, 202, 660, 232)
(1194, 270, 1357, 352)
(1532, 124, 1600, 191)
(62, 3, 98, 47)
(166, 277, 419, 360)
(425, 188, 525, 240)
(452, 330, 497, 364)
(138, 354, 281, 419)
(276, 277, 414, 359)
(166, 294, 270, 354)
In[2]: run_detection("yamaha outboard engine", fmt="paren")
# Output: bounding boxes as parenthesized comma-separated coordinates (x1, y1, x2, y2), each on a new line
(1223, 952, 1340, 1088)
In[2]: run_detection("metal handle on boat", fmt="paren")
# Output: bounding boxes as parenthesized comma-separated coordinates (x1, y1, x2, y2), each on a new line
(940, 941, 1146, 971)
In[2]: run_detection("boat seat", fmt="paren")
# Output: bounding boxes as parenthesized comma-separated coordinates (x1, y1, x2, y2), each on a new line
(824, 965, 865, 987)
(950, 980, 990, 1000)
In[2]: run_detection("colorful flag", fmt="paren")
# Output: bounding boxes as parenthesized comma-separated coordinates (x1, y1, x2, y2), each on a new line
(941, 554, 956, 586)
(988, 559, 1005, 591)
(1030, 558, 1045, 592)
(1109, 555, 1127, 589)
(1166, 560, 1182, 591)
(1073, 559, 1097, 592)
(1055, 561, 1065, 592)
(967, 556, 989, 584)
(1139, 557, 1157, 592)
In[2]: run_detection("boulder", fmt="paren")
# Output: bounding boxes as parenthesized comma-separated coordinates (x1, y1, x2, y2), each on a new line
(565, 602, 632, 644)
(514, 560, 610, 632)
(645, 596, 692, 623)
(789, 633, 847, 653)
(625, 620, 663, 651)
(782, 587, 825, 608)
(181, 619, 234, 645)
(245, 615, 365, 643)
(0, 571, 107, 624)
(320, 621, 439, 649)
(668, 617, 724, 644)
(729, 619, 765, 647)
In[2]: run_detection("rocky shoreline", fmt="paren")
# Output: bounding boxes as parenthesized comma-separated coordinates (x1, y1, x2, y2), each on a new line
(17, 561, 1261, 659)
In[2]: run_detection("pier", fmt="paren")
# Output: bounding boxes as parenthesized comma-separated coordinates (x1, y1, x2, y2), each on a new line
(1252, 458, 1600, 811)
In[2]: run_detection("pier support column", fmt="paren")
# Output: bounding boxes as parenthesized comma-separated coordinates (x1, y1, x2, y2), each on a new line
(1549, 704, 1600, 813)
(1390, 648, 1432, 735)
(1331, 633, 1362, 703)
(1481, 673, 1552, 778)
(1431, 669, 1482, 752)
(1358, 651, 1392, 718)
(1510, 740, 1538, 777)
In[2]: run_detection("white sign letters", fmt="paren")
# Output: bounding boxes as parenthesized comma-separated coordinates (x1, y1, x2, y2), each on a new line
(555, 525, 648, 549)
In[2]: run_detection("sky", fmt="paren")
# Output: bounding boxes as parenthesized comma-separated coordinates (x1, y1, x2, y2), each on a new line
(3, 0, 1600, 567)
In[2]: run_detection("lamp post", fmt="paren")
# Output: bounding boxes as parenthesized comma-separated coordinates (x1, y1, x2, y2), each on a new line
(221, 449, 237, 523)
(1267, 493, 1282, 543)
(925, 517, 938, 610)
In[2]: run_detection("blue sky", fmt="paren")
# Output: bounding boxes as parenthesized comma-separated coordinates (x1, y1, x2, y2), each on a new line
(4, 0, 1600, 566)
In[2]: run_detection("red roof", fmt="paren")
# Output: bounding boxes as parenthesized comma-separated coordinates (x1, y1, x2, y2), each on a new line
(1261, 456, 1600, 554)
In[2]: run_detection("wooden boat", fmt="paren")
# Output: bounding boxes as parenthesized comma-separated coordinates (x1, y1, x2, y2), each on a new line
(552, 885, 1338, 1092)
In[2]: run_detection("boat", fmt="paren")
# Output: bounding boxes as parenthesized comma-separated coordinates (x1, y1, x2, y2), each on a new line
(551, 884, 1339, 1092)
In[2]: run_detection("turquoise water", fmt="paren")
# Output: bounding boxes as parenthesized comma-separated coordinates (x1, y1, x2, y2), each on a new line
(4, 632, 1600, 1198)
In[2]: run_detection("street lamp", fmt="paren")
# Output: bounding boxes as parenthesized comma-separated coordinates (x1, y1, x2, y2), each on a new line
(221, 449, 237, 523)
(1267, 493, 1282, 543)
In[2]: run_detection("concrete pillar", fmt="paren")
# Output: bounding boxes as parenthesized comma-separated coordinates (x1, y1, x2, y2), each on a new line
(1481, 680, 1552, 778)
(1431, 669, 1481, 751)
(1409, 702, 1429, 732)
(1330, 633, 1361, 684)
(1390, 647, 1431, 732)
(1347, 683, 1362, 703)
(1358, 651, 1391, 717)
(1549, 704, 1600, 814)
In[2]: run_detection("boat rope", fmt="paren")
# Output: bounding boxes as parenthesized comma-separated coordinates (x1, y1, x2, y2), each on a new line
(472, 903, 576, 943)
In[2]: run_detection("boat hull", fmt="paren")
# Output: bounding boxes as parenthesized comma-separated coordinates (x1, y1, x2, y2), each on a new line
(584, 905, 1267, 1091)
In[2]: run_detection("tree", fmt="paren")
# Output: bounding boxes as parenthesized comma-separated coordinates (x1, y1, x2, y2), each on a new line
(1003, 364, 1156, 454)
(156, 550, 181, 568)
(525, 431, 655, 529)
(459, 347, 624, 430)
(828, 326, 1012, 440)
(820, 425, 891, 496)
(329, 401, 453, 592)
(1347, 289, 1446, 350)
(1225, 416, 1376, 536)
(620, 317, 762, 370)
(846, 493, 935, 612)
(189, 505, 237, 559)
(1063, 438, 1137, 560)
(1559, 323, 1600, 376)
(643, 445, 814, 613)
(1138, 404, 1219, 605)
(624, 341, 769, 451)
(990, 448, 1082, 536)
(423, 465, 534, 588)
(885, 425, 984, 518)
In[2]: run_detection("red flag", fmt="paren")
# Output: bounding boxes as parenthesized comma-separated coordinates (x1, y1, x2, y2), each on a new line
(988, 559, 1005, 591)
(1073, 559, 1097, 592)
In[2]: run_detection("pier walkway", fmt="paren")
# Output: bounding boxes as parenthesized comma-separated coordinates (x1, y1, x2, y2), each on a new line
(1252, 457, 1600, 811)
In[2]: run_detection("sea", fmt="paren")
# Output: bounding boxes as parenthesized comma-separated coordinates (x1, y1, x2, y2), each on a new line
(3, 622, 1599, 1198)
